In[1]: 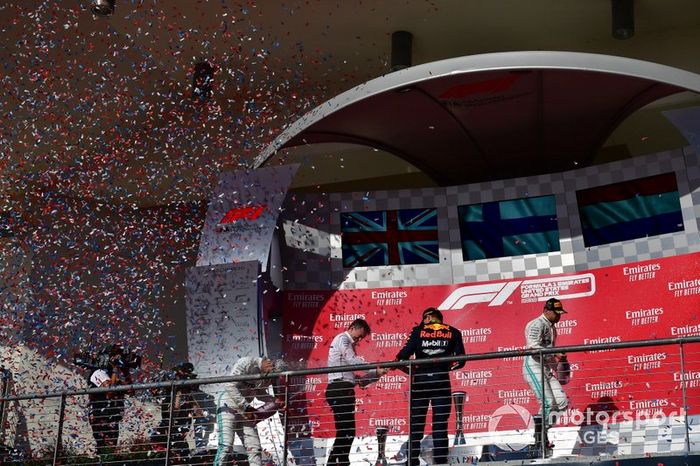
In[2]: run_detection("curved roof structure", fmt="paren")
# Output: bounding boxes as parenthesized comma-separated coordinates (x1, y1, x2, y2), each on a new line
(257, 52, 700, 185)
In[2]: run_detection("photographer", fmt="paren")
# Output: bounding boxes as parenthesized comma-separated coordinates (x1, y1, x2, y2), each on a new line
(150, 362, 199, 459)
(78, 344, 140, 454)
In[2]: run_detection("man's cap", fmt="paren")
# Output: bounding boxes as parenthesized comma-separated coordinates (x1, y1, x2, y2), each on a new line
(544, 298, 567, 314)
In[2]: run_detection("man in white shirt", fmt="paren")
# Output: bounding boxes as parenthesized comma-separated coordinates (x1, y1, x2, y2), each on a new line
(214, 356, 282, 466)
(325, 319, 387, 466)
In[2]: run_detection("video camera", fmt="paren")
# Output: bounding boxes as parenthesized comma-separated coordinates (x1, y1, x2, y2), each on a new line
(73, 345, 142, 371)
(114, 349, 142, 370)
(173, 362, 196, 379)
(152, 362, 199, 397)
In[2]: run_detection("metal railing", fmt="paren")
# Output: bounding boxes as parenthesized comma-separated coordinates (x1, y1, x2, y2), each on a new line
(1, 336, 699, 465)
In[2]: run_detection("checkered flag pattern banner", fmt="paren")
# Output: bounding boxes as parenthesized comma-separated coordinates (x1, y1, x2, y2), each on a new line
(277, 192, 336, 290)
(684, 145, 700, 233)
(563, 149, 700, 271)
(280, 147, 700, 290)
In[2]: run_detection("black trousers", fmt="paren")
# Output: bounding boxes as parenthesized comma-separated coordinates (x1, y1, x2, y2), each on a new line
(325, 381, 356, 466)
(88, 397, 124, 453)
(409, 375, 452, 466)
(150, 403, 191, 456)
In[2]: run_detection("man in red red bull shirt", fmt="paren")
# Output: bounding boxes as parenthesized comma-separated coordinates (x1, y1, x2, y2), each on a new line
(396, 308, 466, 466)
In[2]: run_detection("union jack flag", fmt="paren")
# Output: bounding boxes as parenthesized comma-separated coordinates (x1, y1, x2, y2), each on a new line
(341, 208, 439, 267)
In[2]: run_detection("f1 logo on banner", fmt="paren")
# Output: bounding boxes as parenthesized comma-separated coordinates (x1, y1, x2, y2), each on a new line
(438, 274, 596, 310)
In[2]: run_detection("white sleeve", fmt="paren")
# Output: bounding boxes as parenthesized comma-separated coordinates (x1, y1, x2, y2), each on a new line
(228, 357, 254, 410)
(89, 369, 111, 387)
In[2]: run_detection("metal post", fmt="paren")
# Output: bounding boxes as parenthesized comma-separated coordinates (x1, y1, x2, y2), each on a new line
(282, 374, 290, 466)
(539, 350, 546, 459)
(52, 394, 66, 466)
(679, 341, 691, 453)
(407, 363, 413, 466)
(164, 382, 176, 466)
(0, 368, 10, 449)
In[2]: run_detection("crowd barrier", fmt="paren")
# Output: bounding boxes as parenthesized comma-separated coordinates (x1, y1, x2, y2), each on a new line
(1, 336, 700, 465)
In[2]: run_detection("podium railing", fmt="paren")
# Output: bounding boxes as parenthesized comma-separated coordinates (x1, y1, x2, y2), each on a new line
(1, 336, 700, 465)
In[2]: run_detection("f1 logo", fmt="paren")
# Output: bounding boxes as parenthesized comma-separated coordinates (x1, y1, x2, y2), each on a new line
(438, 282, 521, 310)
(438, 274, 595, 310)
(218, 204, 267, 225)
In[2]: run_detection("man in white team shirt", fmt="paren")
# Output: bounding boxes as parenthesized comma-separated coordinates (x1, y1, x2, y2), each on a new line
(523, 298, 569, 455)
(325, 319, 387, 466)
(214, 356, 283, 466)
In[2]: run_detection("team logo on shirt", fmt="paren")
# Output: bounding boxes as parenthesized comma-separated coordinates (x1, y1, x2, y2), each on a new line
(420, 323, 453, 355)
(425, 323, 448, 330)
(420, 324, 452, 339)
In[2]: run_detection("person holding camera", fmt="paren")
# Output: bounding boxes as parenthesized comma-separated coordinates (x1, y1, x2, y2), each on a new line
(150, 362, 198, 458)
(85, 344, 139, 454)
(214, 356, 284, 466)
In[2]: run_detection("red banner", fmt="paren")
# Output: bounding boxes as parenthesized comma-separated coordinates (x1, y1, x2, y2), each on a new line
(283, 253, 700, 437)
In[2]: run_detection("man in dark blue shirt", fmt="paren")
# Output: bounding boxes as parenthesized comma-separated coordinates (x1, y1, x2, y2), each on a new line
(396, 308, 466, 466)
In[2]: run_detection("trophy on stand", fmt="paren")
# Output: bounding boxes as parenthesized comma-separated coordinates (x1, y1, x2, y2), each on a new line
(453, 391, 466, 445)
(450, 391, 481, 465)
(375, 426, 389, 466)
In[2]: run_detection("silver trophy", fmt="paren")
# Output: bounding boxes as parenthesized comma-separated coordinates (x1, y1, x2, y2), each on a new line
(453, 391, 466, 445)
(375, 426, 389, 466)
(450, 391, 480, 465)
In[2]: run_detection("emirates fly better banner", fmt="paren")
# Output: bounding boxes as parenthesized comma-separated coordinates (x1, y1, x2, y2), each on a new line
(283, 252, 700, 438)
